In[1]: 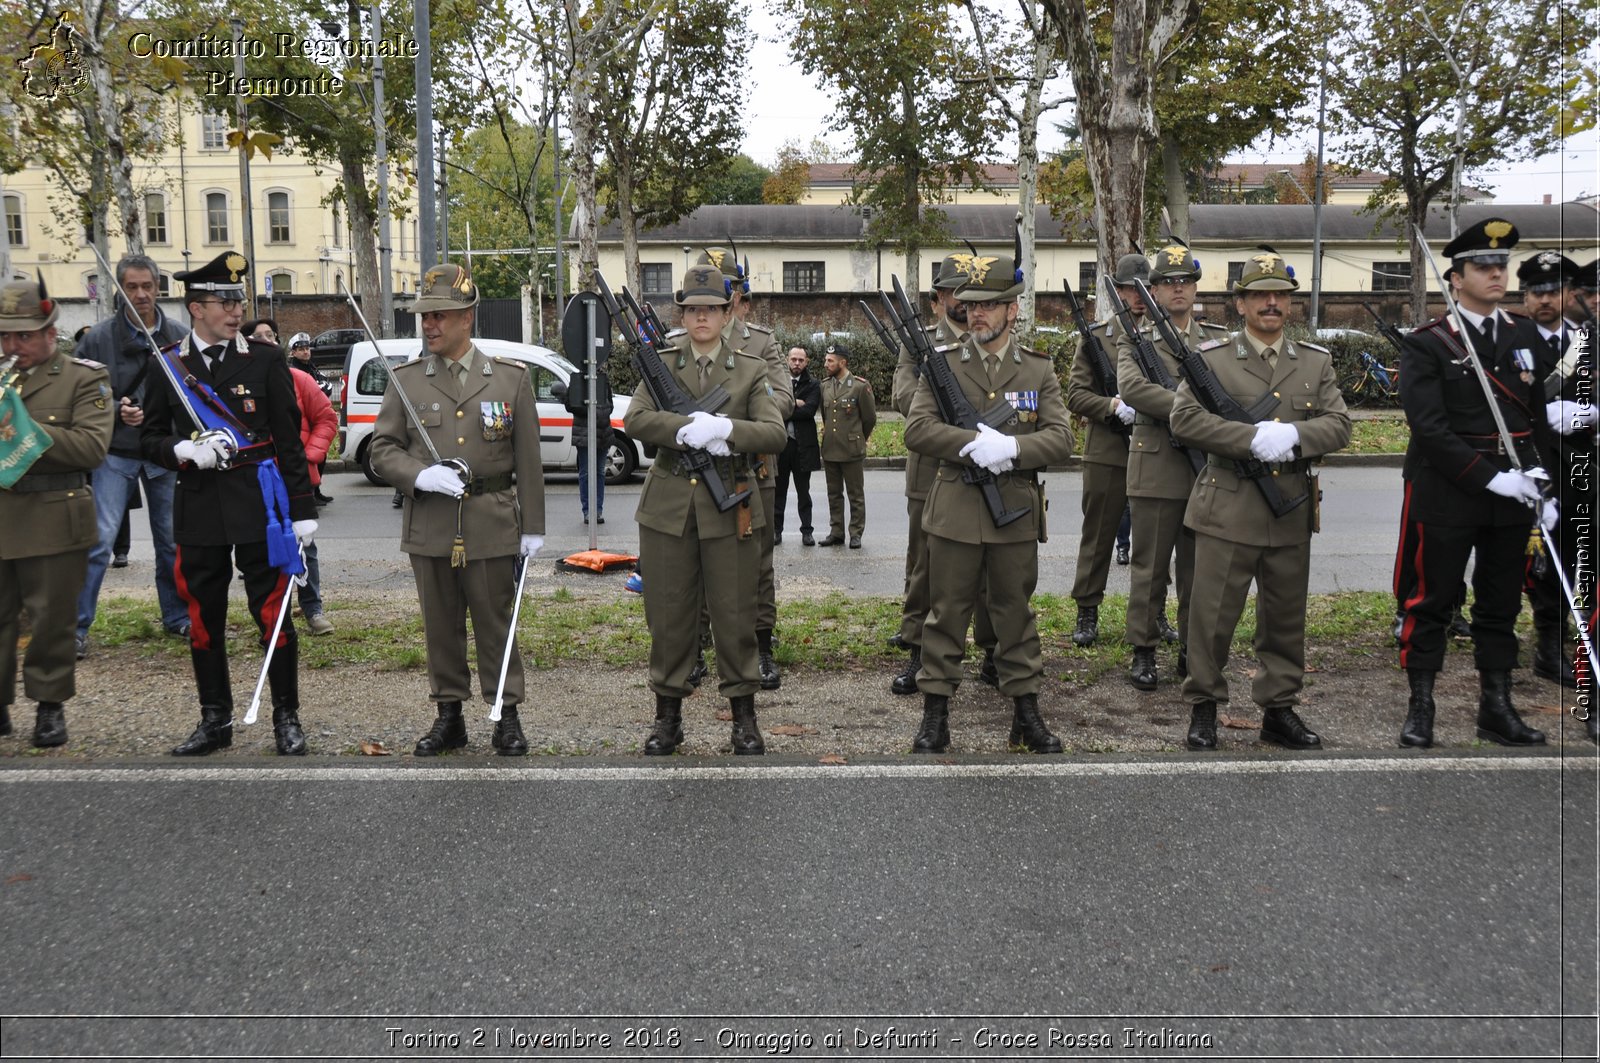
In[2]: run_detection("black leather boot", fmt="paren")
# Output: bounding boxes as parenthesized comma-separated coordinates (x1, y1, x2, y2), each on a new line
(644, 695, 683, 756)
(414, 701, 468, 756)
(1532, 623, 1576, 688)
(729, 694, 764, 755)
(890, 645, 921, 696)
(1009, 694, 1062, 753)
(1400, 670, 1437, 748)
(978, 648, 999, 687)
(32, 702, 66, 748)
(1448, 605, 1472, 639)
(911, 693, 950, 754)
(267, 649, 306, 756)
(1261, 705, 1322, 749)
(687, 648, 708, 689)
(1475, 670, 1545, 746)
(886, 632, 910, 651)
(1186, 700, 1217, 750)
(492, 707, 529, 756)
(756, 629, 781, 690)
(1159, 617, 1180, 644)
(1176, 644, 1188, 678)
(172, 705, 233, 756)
(1129, 646, 1158, 691)
(1, 702, 12, 736)
(1071, 604, 1099, 647)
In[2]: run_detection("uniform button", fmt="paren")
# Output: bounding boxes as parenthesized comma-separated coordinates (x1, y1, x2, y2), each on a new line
(48, 415, 57, 421)
(1273, 391, 1281, 398)
(457, 410, 464, 418)
(67, 491, 75, 497)
(457, 437, 465, 444)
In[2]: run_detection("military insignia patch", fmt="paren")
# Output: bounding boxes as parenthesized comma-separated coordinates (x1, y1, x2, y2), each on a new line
(224, 253, 248, 281)
(0, 288, 19, 315)
(1484, 220, 1513, 247)
(1006, 390, 1040, 423)
(481, 400, 512, 441)
(950, 254, 998, 284)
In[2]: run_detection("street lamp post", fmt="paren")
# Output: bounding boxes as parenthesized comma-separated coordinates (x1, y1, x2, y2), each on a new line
(1277, 169, 1323, 332)
(230, 17, 257, 307)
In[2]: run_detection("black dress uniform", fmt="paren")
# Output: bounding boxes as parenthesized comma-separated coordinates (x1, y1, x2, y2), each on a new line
(1396, 219, 1556, 748)
(776, 361, 821, 541)
(140, 251, 316, 756)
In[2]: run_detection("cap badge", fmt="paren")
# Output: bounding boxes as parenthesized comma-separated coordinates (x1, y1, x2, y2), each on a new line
(224, 252, 247, 281)
(951, 254, 996, 284)
(0, 288, 19, 315)
(1485, 221, 1513, 247)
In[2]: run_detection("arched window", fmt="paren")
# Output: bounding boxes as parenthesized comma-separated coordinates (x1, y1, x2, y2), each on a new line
(266, 189, 291, 244)
(204, 191, 230, 244)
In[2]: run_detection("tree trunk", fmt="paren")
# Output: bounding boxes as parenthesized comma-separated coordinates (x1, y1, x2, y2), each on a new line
(615, 165, 642, 294)
(567, 52, 601, 295)
(1015, 33, 1049, 335)
(1408, 197, 1431, 327)
(1160, 129, 1189, 240)
(82, 0, 141, 259)
(341, 146, 384, 337)
(899, 79, 921, 298)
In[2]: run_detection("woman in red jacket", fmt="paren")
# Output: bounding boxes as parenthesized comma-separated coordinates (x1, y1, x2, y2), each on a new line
(291, 363, 339, 634)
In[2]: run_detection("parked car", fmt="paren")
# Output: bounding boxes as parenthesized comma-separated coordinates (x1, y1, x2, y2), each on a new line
(338, 338, 650, 487)
(310, 328, 368, 374)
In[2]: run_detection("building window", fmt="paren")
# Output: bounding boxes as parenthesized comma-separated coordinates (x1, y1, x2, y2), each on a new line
(641, 263, 672, 295)
(1078, 261, 1096, 294)
(144, 192, 168, 244)
(1227, 261, 1246, 289)
(2, 193, 22, 248)
(266, 271, 293, 295)
(158, 272, 172, 297)
(205, 192, 229, 244)
(267, 190, 291, 244)
(783, 260, 825, 292)
(201, 112, 228, 150)
(1371, 261, 1412, 292)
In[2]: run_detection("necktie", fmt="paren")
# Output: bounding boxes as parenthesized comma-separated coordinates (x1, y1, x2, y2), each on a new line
(984, 354, 999, 384)
(1548, 333, 1562, 355)
(453, 359, 468, 394)
(1264, 347, 1277, 372)
(204, 344, 225, 371)
(697, 356, 711, 393)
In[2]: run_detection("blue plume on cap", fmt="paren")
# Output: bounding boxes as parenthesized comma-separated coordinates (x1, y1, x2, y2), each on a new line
(724, 278, 733, 298)
(1285, 265, 1296, 279)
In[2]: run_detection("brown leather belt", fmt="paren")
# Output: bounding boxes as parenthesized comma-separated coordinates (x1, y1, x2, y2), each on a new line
(9, 471, 88, 493)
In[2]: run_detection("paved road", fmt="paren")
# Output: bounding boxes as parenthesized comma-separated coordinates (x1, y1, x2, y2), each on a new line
(101, 466, 1410, 600)
(1, 755, 1595, 1060)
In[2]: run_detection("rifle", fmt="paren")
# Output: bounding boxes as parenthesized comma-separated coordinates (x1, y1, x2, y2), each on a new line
(1099, 278, 1206, 477)
(595, 273, 750, 513)
(880, 275, 1030, 528)
(1061, 279, 1131, 440)
(1362, 302, 1409, 357)
(1123, 277, 1307, 518)
(859, 300, 903, 358)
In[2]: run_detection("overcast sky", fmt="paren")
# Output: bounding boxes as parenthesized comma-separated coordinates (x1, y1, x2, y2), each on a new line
(738, 8, 1599, 206)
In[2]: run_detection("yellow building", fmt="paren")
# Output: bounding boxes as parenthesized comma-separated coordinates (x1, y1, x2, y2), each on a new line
(0, 95, 419, 315)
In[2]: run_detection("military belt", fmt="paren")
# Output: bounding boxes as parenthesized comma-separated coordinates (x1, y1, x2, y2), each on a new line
(230, 441, 280, 468)
(664, 455, 752, 482)
(1461, 432, 1534, 459)
(1132, 413, 1164, 427)
(465, 473, 516, 495)
(10, 471, 89, 493)
(1211, 458, 1312, 476)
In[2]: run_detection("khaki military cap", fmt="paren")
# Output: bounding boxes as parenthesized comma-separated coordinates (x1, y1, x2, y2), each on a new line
(412, 263, 480, 313)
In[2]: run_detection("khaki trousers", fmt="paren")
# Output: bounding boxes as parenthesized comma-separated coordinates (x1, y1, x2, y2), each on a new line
(1070, 461, 1128, 605)
(642, 522, 761, 699)
(823, 459, 866, 539)
(1125, 496, 1192, 647)
(917, 535, 1042, 697)
(0, 550, 88, 706)
(411, 553, 524, 706)
(1181, 531, 1310, 709)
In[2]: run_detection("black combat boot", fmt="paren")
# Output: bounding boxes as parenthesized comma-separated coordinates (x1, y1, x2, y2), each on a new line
(492, 707, 529, 756)
(267, 650, 306, 756)
(1261, 705, 1322, 749)
(1447, 605, 1472, 639)
(1009, 694, 1062, 753)
(886, 632, 910, 651)
(687, 648, 708, 689)
(978, 648, 999, 687)
(414, 701, 468, 756)
(729, 694, 764, 755)
(1176, 644, 1188, 678)
(172, 705, 233, 756)
(1532, 622, 1576, 688)
(890, 645, 921, 696)
(1399, 670, 1437, 748)
(1475, 670, 1545, 746)
(1186, 700, 1217, 750)
(1129, 647, 1158, 692)
(756, 629, 781, 690)
(32, 702, 67, 748)
(911, 693, 950, 754)
(1, 702, 12, 736)
(1071, 604, 1099, 647)
(1159, 617, 1180, 644)
(643, 695, 683, 756)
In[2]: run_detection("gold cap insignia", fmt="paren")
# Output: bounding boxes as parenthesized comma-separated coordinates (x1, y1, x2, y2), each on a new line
(950, 254, 997, 284)
(224, 253, 247, 281)
(1161, 245, 1187, 266)
(1484, 221, 1512, 248)
(0, 288, 19, 315)
(1251, 252, 1281, 272)
(705, 248, 727, 270)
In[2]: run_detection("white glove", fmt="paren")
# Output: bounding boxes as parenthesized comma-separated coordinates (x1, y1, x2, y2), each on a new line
(1539, 499, 1559, 533)
(1250, 421, 1300, 463)
(676, 410, 733, 449)
(959, 423, 1020, 474)
(519, 534, 544, 558)
(292, 519, 318, 545)
(1486, 470, 1541, 505)
(1113, 398, 1137, 426)
(1547, 399, 1599, 434)
(174, 437, 229, 470)
(414, 463, 466, 497)
(703, 438, 732, 457)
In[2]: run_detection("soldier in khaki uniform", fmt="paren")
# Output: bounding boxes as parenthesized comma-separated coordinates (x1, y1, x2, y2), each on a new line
(370, 264, 546, 757)
(625, 265, 788, 755)
(1116, 242, 1229, 691)
(817, 341, 877, 548)
(1169, 250, 1352, 751)
(0, 276, 114, 748)
(694, 248, 791, 689)
(906, 255, 1074, 753)
(1064, 254, 1146, 645)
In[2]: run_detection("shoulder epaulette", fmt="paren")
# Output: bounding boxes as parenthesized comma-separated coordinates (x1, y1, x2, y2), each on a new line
(1020, 344, 1049, 359)
(1501, 308, 1529, 321)
(746, 322, 774, 336)
(1196, 337, 1230, 352)
(1414, 316, 1451, 334)
(1200, 321, 1229, 331)
(72, 357, 106, 370)
(1297, 340, 1331, 354)
(492, 356, 527, 370)
(666, 327, 687, 339)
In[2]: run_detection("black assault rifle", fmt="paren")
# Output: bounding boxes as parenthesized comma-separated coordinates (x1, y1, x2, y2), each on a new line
(1062, 278, 1132, 440)
(1100, 279, 1205, 476)
(1362, 303, 1410, 358)
(879, 275, 1030, 528)
(1124, 277, 1307, 518)
(859, 300, 903, 358)
(595, 273, 750, 513)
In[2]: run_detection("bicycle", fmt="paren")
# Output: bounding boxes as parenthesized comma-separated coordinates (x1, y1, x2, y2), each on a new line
(1339, 350, 1401, 407)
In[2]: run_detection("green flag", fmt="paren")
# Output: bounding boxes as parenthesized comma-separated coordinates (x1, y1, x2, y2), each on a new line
(0, 384, 53, 489)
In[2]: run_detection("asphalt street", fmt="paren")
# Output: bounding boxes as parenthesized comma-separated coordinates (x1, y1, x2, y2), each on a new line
(100, 465, 1411, 601)
(1, 755, 1595, 1060)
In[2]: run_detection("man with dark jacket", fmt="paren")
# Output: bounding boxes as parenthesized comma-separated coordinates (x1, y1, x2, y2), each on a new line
(74, 253, 191, 656)
(776, 346, 821, 545)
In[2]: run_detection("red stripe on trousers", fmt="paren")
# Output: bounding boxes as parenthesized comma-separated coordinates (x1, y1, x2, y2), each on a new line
(1398, 518, 1427, 670)
(259, 570, 292, 649)
(172, 545, 210, 651)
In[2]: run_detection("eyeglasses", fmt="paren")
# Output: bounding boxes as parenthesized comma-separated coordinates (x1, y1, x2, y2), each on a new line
(196, 297, 244, 309)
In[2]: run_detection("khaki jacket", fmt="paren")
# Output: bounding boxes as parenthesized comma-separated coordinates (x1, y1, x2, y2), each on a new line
(1116, 318, 1230, 500)
(0, 353, 114, 559)
(819, 373, 877, 462)
(725, 319, 793, 421)
(370, 344, 546, 559)
(625, 342, 788, 539)
(1065, 320, 1130, 468)
(1170, 333, 1351, 547)
(905, 335, 1074, 545)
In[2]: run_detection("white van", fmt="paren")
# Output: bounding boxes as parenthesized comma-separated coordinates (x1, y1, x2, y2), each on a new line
(337, 338, 650, 486)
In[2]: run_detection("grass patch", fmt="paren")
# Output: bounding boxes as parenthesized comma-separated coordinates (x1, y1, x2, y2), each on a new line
(868, 420, 906, 458)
